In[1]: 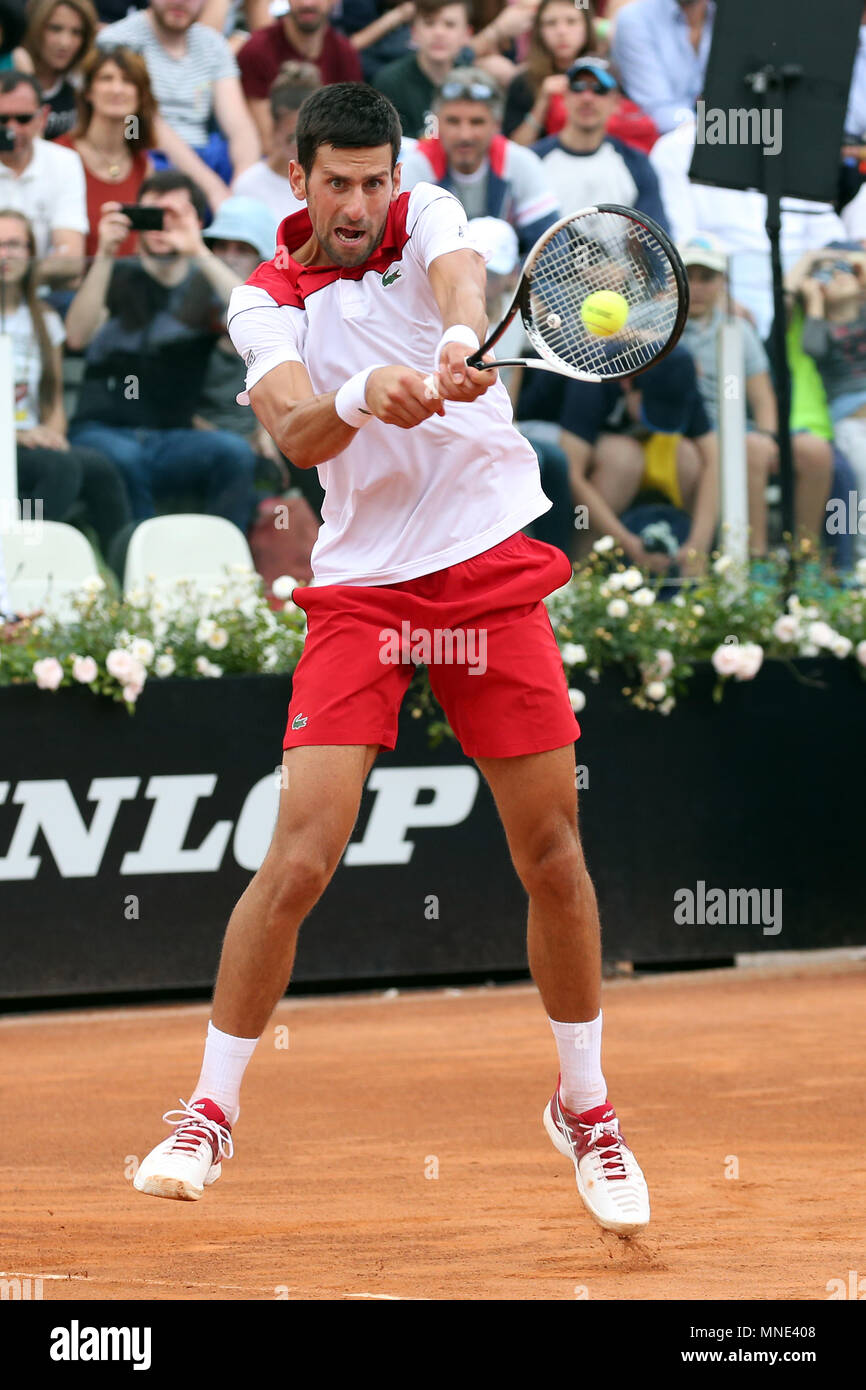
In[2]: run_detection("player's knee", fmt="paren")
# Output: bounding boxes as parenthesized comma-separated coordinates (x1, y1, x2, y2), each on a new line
(261, 852, 335, 921)
(516, 832, 584, 899)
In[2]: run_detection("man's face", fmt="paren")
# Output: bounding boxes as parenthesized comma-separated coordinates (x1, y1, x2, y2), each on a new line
(150, 0, 204, 34)
(564, 79, 619, 137)
(436, 100, 497, 175)
(812, 255, 862, 305)
(272, 108, 300, 169)
(290, 145, 400, 267)
(0, 85, 46, 161)
(412, 5, 470, 67)
(686, 263, 722, 314)
(139, 186, 200, 257)
(285, 0, 331, 34)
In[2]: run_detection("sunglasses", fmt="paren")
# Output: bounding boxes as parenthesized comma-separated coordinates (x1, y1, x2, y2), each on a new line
(812, 260, 856, 281)
(568, 77, 612, 95)
(439, 80, 497, 103)
(0, 113, 39, 126)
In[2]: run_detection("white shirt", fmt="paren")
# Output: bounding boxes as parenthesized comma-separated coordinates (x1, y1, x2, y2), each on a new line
(228, 182, 551, 587)
(0, 139, 88, 257)
(650, 118, 846, 337)
(6, 302, 65, 430)
(231, 161, 306, 224)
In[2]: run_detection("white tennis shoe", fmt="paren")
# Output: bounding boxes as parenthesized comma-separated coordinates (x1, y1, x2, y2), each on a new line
(544, 1083, 650, 1234)
(133, 1097, 233, 1202)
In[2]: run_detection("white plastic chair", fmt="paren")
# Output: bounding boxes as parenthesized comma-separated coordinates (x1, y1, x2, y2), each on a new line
(2, 520, 101, 620)
(123, 515, 255, 599)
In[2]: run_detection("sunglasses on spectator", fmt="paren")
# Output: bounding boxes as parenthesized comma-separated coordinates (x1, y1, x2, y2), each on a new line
(0, 113, 39, 126)
(439, 80, 497, 103)
(568, 77, 611, 96)
(812, 260, 856, 281)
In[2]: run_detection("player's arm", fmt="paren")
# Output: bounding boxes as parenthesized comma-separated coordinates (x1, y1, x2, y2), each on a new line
(428, 248, 499, 402)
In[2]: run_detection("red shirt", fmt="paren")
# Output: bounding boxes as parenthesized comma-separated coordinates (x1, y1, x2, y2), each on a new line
(238, 22, 362, 101)
(56, 135, 149, 259)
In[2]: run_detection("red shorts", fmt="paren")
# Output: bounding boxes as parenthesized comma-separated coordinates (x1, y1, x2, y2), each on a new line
(283, 530, 580, 759)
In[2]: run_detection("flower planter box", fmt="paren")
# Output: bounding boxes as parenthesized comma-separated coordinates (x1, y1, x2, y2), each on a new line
(0, 657, 863, 1003)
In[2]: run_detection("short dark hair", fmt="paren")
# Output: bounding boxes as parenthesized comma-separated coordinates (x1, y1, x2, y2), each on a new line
(414, 0, 472, 21)
(295, 83, 402, 178)
(269, 60, 321, 121)
(0, 72, 43, 104)
(138, 169, 208, 225)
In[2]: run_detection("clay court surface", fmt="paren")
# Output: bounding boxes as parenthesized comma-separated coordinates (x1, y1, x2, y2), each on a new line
(3, 957, 864, 1301)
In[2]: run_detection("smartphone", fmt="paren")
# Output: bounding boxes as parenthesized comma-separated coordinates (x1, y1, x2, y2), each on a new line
(119, 205, 165, 232)
(0, 125, 16, 153)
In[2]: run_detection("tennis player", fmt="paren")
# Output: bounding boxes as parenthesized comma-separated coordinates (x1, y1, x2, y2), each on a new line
(133, 83, 650, 1235)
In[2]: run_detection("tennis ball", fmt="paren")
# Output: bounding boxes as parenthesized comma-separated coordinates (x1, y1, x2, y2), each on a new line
(581, 290, 629, 336)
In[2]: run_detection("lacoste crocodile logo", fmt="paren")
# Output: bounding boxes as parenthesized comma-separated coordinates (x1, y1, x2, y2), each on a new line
(291, 713, 308, 729)
(382, 265, 402, 287)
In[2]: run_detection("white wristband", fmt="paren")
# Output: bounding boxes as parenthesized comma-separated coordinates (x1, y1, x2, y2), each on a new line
(334, 365, 382, 428)
(435, 324, 480, 367)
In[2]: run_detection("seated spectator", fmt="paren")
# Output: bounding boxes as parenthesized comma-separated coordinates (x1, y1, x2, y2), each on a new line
(22, 0, 97, 141)
(610, 0, 713, 135)
(651, 114, 847, 338)
(56, 47, 154, 260)
(238, 0, 362, 151)
(0, 71, 87, 283)
(332, 0, 416, 84)
(533, 57, 668, 228)
(65, 170, 258, 533)
(519, 345, 718, 574)
(679, 233, 833, 555)
(799, 243, 866, 562)
(98, 0, 260, 201)
(2, 207, 131, 558)
(399, 66, 558, 255)
(231, 59, 318, 220)
(372, 0, 474, 139)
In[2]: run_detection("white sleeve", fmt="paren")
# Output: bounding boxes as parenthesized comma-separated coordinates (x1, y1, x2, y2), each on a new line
(52, 148, 89, 237)
(227, 284, 307, 402)
(406, 183, 473, 272)
(45, 307, 66, 348)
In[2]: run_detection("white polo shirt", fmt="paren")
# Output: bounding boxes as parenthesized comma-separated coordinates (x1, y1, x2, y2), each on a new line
(0, 139, 88, 257)
(228, 182, 551, 587)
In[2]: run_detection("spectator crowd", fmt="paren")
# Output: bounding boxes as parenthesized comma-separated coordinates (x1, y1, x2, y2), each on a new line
(4, 0, 866, 585)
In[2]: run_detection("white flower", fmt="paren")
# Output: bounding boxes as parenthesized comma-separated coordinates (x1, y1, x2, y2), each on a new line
(568, 687, 586, 712)
(659, 696, 676, 715)
(673, 595, 686, 608)
(713, 554, 733, 574)
(126, 587, 149, 608)
(787, 594, 801, 613)
(734, 642, 764, 680)
(229, 562, 254, 575)
(72, 655, 98, 684)
(808, 620, 835, 650)
(195, 656, 223, 678)
(282, 600, 301, 617)
(155, 654, 176, 678)
(692, 604, 705, 617)
(106, 648, 135, 682)
(646, 680, 667, 701)
(122, 682, 142, 703)
(207, 587, 225, 600)
(801, 606, 820, 620)
(606, 598, 629, 619)
(711, 643, 741, 678)
(262, 645, 280, 671)
(239, 595, 260, 619)
(79, 575, 105, 595)
(593, 536, 615, 553)
(116, 629, 132, 648)
(206, 627, 229, 651)
(272, 575, 298, 600)
(621, 567, 643, 591)
(129, 637, 155, 666)
(856, 640, 866, 667)
(33, 657, 64, 690)
(607, 571, 627, 591)
(772, 615, 799, 643)
(631, 587, 656, 607)
(831, 635, 852, 658)
(599, 583, 612, 599)
(561, 642, 587, 665)
(196, 618, 217, 644)
(799, 642, 820, 657)
(655, 649, 674, 677)
(856, 558, 866, 585)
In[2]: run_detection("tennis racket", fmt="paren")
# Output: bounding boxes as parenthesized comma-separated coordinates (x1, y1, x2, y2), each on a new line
(423, 203, 689, 397)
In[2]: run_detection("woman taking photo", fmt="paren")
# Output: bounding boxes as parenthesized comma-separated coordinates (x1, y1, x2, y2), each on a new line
(1, 207, 130, 558)
(57, 46, 154, 259)
(22, 0, 97, 140)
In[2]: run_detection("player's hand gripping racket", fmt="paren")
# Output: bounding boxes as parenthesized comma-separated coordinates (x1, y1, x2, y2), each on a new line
(423, 203, 689, 397)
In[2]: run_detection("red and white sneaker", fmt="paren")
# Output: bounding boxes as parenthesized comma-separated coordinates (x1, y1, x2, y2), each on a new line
(543, 1082, 650, 1234)
(133, 1097, 233, 1202)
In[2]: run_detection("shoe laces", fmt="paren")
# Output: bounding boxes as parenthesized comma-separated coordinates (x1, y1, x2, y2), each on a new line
(581, 1119, 628, 1180)
(161, 1098, 234, 1161)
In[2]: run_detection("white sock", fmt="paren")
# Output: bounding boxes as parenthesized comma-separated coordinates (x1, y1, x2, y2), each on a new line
(549, 1011, 607, 1114)
(191, 1021, 260, 1127)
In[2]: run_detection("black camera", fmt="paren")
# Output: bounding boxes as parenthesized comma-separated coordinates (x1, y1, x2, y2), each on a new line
(0, 124, 16, 153)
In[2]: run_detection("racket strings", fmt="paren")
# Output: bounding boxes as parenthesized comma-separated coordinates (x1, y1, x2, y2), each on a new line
(525, 211, 680, 380)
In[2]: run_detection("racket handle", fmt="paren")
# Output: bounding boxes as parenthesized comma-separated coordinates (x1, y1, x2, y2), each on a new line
(423, 373, 440, 400)
(424, 357, 496, 397)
